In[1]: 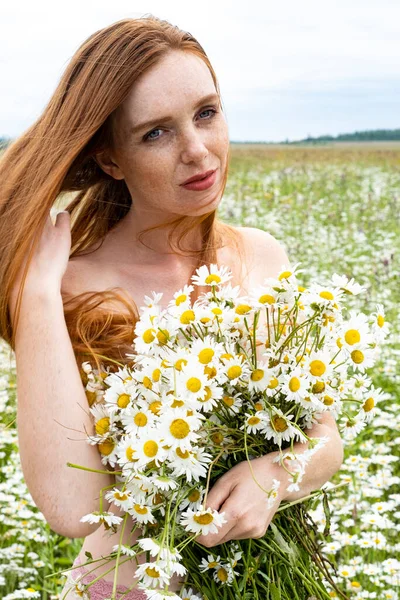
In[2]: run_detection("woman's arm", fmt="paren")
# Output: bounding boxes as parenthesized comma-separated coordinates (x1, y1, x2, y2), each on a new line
(11, 212, 115, 539)
(15, 288, 114, 539)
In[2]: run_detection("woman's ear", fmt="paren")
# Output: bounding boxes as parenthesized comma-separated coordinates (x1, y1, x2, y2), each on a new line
(94, 149, 125, 180)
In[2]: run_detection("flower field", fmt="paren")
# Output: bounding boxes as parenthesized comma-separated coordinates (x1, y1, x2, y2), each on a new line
(0, 143, 399, 599)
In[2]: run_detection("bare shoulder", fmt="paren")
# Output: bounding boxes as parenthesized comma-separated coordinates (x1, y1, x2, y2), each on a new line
(234, 226, 291, 279)
(61, 255, 102, 298)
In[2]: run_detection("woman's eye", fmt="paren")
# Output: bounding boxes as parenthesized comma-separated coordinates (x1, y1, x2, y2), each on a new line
(143, 107, 218, 142)
(198, 108, 217, 119)
(144, 128, 162, 141)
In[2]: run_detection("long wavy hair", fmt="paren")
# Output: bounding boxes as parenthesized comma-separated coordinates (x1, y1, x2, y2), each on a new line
(0, 15, 244, 376)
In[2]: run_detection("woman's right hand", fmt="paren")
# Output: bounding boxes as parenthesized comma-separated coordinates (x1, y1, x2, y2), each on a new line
(9, 210, 71, 324)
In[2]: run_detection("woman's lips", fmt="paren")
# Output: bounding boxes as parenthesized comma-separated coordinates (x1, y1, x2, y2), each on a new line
(181, 169, 217, 191)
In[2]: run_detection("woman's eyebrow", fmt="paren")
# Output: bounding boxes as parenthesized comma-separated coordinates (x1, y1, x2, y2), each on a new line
(130, 93, 220, 134)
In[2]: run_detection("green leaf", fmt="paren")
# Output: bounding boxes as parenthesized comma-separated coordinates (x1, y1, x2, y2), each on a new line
(270, 582, 282, 600)
(85, 550, 93, 561)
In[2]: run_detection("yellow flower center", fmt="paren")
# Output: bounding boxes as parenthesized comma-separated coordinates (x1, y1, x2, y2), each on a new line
(175, 358, 188, 371)
(152, 368, 161, 382)
(171, 398, 185, 408)
(134, 504, 149, 515)
(227, 365, 242, 380)
(143, 376, 152, 389)
(143, 440, 158, 458)
(117, 393, 130, 408)
(176, 448, 190, 459)
(186, 377, 202, 393)
(211, 307, 223, 315)
(114, 491, 128, 501)
(202, 386, 212, 401)
(170, 418, 190, 439)
(344, 329, 361, 345)
(319, 291, 334, 300)
(208, 561, 218, 568)
(148, 400, 162, 415)
(95, 417, 110, 436)
(205, 274, 221, 284)
(98, 439, 115, 456)
(259, 294, 275, 304)
(377, 315, 385, 327)
(212, 432, 224, 444)
(351, 350, 364, 364)
(272, 415, 288, 432)
(363, 397, 374, 412)
(142, 328, 156, 344)
(323, 395, 334, 406)
(134, 412, 148, 427)
(85, 390, 97, 407)
(309, 360, 326, 377)
(188, 489, 201, 502)
(268, 377, 279, 389)
(248, 416, 261, 425)
(156, 329, 169, 345)
(235, 304, 252, 315)
(204, 365, 217, 379)
(278, 270, 292, 280)
(312, 381, 325, 394)
(289, 377, 301, 392)
(125, 446, 138, 462)
(194, 512, 214, 525)
(251, 369, 264, 381)
(145, 566, 160, 578)
(175, 293, 187, 305)
(217, 567, 228, 582)
(222, 395, 234, 407)
(180, 310, 195, 324)
(198, 348, 214, 364)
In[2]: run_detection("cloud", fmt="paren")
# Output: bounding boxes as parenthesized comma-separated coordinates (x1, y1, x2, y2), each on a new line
(1, 0, 399, 140)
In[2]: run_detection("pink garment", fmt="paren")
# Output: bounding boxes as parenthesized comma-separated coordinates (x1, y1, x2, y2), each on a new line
(68, 555, 146, 599)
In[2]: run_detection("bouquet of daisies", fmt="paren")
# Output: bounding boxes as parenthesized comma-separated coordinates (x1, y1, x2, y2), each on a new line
(65, 263, 388, 600)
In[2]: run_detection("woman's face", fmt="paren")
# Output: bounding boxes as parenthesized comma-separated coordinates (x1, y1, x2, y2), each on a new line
(102, 50, 230, 218)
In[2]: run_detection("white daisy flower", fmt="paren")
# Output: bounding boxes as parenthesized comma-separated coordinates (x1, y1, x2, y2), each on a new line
(247, 362, 273, 392)
(157, 408, 204, 451)
(371, 303, 390, 340)
(135, 562, 170, 589)
(241, 411, 266, 435)
(175, 363, 209, 401)
(104, 487, 133, 511)
(180, 507, 227, 536)
(199, 554, 222, 572)
(129, 503, 156, 524)
(261, 408, 306, 446)
(120, 405, 156, 437)
(168, 446, 212, 482)
(191, 263, 233, 287)
(80, 511, 123, 527)
(168, 284, 195, 309)
(220, 354, 251, 385)
(330, 273, 365, 295)
(179, 586, 203, 599)
(280, 369, 311, 403)
(131, 430, 168, 468)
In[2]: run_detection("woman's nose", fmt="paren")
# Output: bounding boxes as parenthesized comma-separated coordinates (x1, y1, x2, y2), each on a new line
(180, 128, 209, 164)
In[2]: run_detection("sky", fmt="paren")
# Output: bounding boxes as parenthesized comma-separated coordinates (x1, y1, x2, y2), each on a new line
(1, 0, 399, 142)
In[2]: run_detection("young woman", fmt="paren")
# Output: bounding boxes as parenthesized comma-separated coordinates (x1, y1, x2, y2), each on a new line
(0, 15, 343, 599)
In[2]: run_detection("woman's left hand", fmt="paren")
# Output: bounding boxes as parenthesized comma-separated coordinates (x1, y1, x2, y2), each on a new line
(195, 453, 287, 547)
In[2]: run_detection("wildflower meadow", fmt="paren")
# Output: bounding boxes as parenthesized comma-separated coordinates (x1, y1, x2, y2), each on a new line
(0, 143, 399, 599)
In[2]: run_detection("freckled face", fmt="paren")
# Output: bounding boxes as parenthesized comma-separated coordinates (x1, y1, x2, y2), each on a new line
(110, 50, 230, 218)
